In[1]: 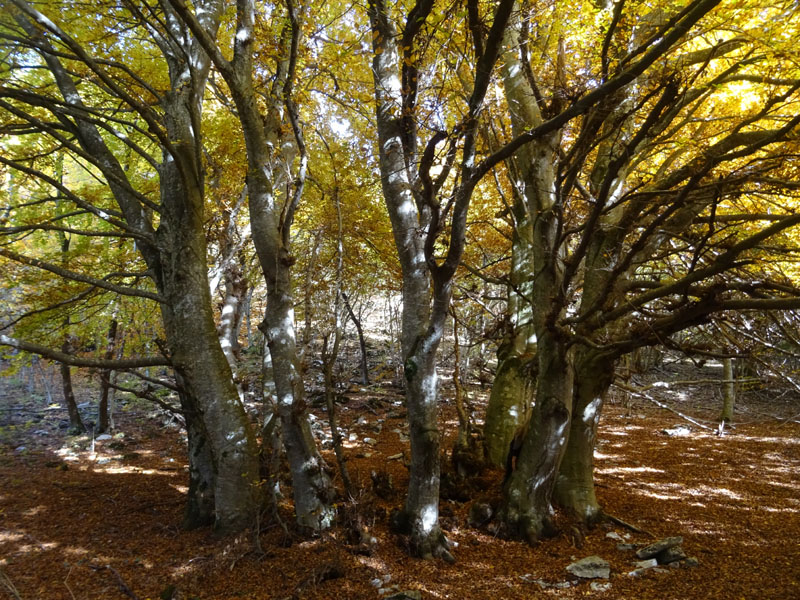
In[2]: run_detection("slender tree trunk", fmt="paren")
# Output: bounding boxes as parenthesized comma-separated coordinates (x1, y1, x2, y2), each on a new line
(97, 318, 118, 434)
(60, 341, 84, 434)
(720, 357, 735, 423)
(341, 292, 369, 385)
(261, 279, 335, 529)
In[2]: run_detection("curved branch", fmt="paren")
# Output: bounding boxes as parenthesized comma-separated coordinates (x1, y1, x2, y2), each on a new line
(0, 334, 170, 369)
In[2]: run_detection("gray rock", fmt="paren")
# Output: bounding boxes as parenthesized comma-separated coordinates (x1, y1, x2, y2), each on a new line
(617, 543, 637, 551)
(662, 425, 692, 436)
(96, 434, 112, 441)
(627, 568, 650, 577)
(606, 532, 625, 542)
(634, 558, 658, 569)
(566, 556, 610, 579)
(363, 437, 378, 446)
(657, 545, 687, 564)
(590, 582, 612, 592)
(684, 556, 700, 567)
(635, 536, 683, 559)
(371, 578, 382, 588)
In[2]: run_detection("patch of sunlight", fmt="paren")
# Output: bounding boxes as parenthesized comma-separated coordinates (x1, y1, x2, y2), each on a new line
(18, 541, 58, 553)
(96, 465, 180, 476)
(0, 531, 24, 543)
(63, 546, 90, 556)
(598, 466, 665, 475)
(23, 505, 46, 517)
(729, 435, 800, 446)
(170, 484, 189, 494)
(760, 505, 800, 514)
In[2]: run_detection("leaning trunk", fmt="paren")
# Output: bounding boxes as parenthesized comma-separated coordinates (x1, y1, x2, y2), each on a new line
(262, 265, 334, 530)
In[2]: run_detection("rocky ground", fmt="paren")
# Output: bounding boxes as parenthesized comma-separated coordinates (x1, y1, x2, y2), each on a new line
(1, 359, 799, 599)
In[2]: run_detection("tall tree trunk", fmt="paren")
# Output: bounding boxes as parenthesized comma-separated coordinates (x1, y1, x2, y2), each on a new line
(97, 318, 118, 434)
(180, 387, 216, 529)
(60, 340, 84, 434)
(483, 188, 536, 466)
(554, 349, 614, 524)
(720, 357, 735, 423)
(501, 333, 572, 542)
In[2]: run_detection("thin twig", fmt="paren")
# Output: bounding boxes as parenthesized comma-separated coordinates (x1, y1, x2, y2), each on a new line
(0, 568, 23, 600)
(603, 512, 655, 538)
(64, 565, 77, 600)
(615, 382, 716, 431)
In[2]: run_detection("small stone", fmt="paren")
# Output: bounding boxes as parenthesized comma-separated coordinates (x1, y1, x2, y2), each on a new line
(96, 434, 112, 441)
(684, 557, 700, 567)
(657, 545, 687, 564)
(371, 578, 383, 588)
(357, 416, 369, 426)
(96, 457, 111, 464)
(606, 532, 625, 542)
(627, 569, 650, 577)
(14, 446, 26, 453)
(363, 437, 378, 446)
(634, 559, 658, 569)
(617, 543, 636, 551)
(566, 556, 610, 579)
(387, 453, 403, 460)
(635, 536, 683, 559)
(348, 433, 358, 442)
(590, 582, 612, 592)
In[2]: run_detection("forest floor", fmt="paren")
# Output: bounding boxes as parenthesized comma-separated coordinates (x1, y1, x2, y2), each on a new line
(1, 359, 799, 600)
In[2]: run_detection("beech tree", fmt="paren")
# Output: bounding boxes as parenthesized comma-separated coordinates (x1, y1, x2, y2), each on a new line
(477, 0, 800, 542)
(0, 0, 261, 532)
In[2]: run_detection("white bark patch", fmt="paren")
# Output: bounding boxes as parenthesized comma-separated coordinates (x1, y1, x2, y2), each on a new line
(582, 397, 602, 424)
(420, 504, 438, 534)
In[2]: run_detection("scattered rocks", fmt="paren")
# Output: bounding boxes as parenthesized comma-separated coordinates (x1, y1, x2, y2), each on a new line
(635, 536, 683, 559)
(566, 555, 610, 579)
(590, 582, 612, 592)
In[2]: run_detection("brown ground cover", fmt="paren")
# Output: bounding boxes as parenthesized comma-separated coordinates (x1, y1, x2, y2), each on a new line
(1, 365, 799, 600)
